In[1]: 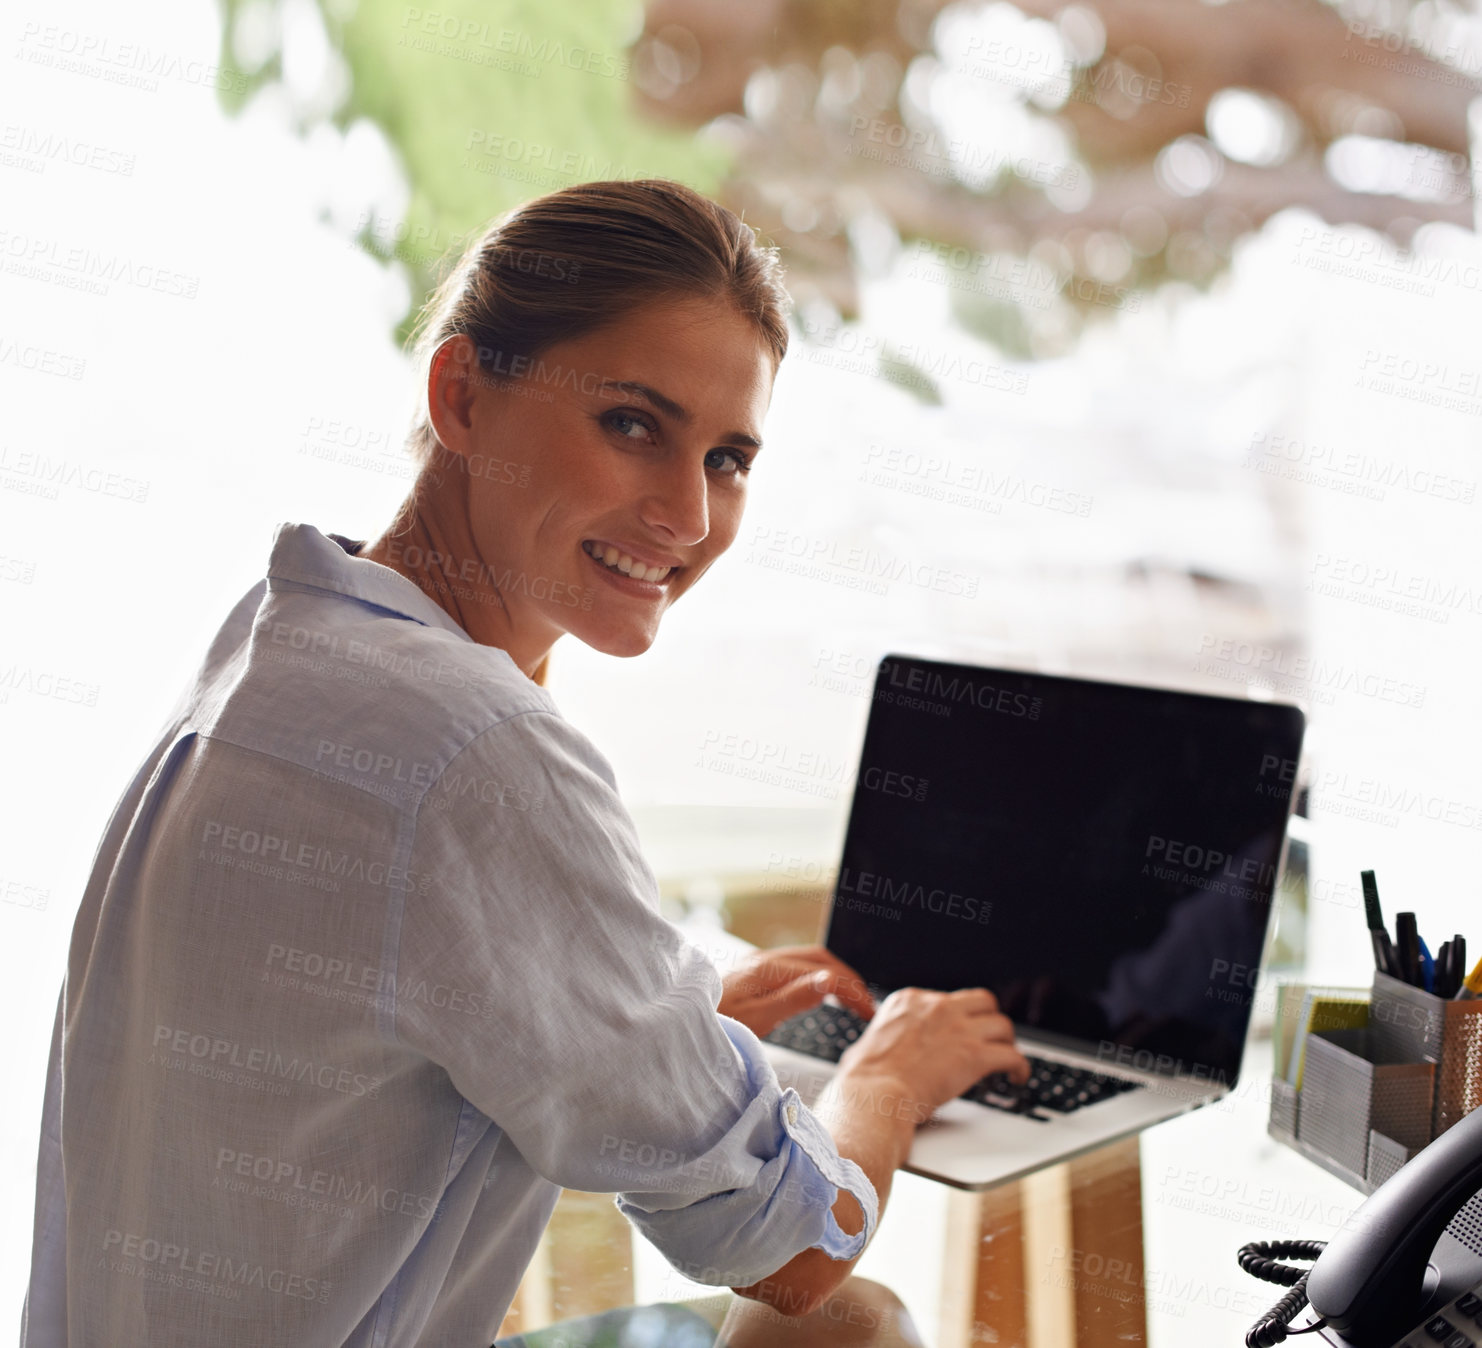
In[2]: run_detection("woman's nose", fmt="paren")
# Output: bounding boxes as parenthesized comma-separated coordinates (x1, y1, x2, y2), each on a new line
(638, 460, 710, 547)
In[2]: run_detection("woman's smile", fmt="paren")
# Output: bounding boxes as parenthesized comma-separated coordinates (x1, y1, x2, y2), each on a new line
(580, 538, 681, 587)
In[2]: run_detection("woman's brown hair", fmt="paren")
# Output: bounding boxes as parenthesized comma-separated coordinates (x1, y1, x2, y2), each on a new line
(405, 177, 789, 469)
(393, 178, 791, 685)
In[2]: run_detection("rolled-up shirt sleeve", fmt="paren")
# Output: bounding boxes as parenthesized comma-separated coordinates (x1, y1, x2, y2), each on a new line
(393, 708, 878, 1288)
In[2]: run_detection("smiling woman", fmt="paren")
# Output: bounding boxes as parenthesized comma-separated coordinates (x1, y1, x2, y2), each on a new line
(21, 177, 1028, 1348)
(361, 179, 792, 682)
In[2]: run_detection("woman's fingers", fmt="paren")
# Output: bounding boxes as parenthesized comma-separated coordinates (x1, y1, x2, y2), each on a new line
(764, 948, 877, 1025)
(980, 1041, 1032, 1084)
(950, 986, 1000, 1015)
(816, 967, 876, 1020)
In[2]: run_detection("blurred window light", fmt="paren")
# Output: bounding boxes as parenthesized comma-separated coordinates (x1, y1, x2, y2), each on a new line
(1205, 88, 1301, 167)
(1155, 135, 1225, 197)
(900, 52, 943, 132)
(281, 0, 348, 120)
(780, 196, 820, 233)
(1084, 230, 1133, 282)
(633, 24, 703, 100)
(743, 67, 781, 123)
(744, 64, 820, 127)
(846, 207, 901, 277)
(1056, 5, 1106, 66)
(857, 51, 904, 113)
(1325, 133, 1432, 195)
(1121, 204, 1169, 256)
(1388, 144, 1482, 205)
(932, 0, 1072, 105)
(232, 0, 281, 73)
(818, 45, 863, 115)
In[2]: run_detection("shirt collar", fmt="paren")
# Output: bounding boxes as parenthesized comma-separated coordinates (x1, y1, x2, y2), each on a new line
(266, 522, 475, 645)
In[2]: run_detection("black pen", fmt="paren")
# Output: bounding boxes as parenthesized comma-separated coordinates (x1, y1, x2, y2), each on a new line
(1361, 871, 1401, 979)
(1395, 912, 1421, 987)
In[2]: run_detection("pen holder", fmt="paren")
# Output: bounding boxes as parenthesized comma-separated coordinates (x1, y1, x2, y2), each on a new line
(1295, 1027, 1434, 1190)
(1370, 970, 1482, 1136)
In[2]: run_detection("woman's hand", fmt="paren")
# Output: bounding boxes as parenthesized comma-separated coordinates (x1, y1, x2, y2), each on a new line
(716, 945, 877, 1038)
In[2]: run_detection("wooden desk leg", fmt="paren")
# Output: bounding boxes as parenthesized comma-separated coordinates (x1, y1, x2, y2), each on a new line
(493, 1188, 636, 1340)
(1064, 1139, 1147, 1347)
(938, 1138, 1148, 1348)
(938, 1180, 1029, 1348)
(495, 1223, 553, 1342)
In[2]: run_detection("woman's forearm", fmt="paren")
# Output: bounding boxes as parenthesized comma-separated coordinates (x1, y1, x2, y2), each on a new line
(731, 1067, 923, 1316)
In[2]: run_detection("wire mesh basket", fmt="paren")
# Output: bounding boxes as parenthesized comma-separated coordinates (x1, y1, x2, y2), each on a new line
(1370, 970, 1482, 1136)
(1294, 1027, 1434, 1188)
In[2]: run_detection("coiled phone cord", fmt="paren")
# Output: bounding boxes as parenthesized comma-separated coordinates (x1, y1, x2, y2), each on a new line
(1238, 1240, 1330, 1346)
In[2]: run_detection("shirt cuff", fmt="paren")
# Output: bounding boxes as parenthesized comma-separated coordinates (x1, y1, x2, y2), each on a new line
(773, 1084, 878, 1261)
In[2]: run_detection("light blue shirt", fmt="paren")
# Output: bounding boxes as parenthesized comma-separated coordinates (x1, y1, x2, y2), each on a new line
(21, 522, 877, 1347)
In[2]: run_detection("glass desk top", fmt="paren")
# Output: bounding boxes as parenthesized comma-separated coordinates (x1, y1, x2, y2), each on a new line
(494, 1035, 1368, 1347)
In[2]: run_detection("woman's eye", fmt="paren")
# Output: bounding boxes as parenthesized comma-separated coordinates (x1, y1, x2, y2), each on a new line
(705, 447, 752, 476)
(604, 409, 655, 441)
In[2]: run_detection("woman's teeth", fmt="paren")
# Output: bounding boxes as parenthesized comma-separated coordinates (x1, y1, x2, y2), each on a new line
(582, 540, 674, 583)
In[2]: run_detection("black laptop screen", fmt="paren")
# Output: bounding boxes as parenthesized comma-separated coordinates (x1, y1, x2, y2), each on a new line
(824, 656, 1306, 1084)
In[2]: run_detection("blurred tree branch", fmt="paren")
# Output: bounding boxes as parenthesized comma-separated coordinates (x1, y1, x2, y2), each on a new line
(633, 0, 1480, 325)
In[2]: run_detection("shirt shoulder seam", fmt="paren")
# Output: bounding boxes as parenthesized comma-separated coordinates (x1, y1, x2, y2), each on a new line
(387, 708, 568, 1055)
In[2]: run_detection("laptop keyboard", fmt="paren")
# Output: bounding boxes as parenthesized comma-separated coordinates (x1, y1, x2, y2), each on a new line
(763, 1002, 1144, 1123)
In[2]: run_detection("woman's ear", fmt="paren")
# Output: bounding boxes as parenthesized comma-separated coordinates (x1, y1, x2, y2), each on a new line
(426, 334, 481, 459)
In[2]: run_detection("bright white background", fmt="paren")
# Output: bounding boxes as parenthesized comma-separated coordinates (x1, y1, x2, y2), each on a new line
(2, 0, 1480, 1340)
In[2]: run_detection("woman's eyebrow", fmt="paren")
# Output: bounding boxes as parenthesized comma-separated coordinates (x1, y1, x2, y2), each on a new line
(609, 379, 763, 450)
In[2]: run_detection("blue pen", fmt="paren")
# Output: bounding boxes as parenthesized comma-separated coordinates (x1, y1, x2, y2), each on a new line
(1419, 937, 1435, 993)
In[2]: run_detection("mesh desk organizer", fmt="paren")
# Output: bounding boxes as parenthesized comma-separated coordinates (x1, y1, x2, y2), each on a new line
(1269, 971, 1482, 1192)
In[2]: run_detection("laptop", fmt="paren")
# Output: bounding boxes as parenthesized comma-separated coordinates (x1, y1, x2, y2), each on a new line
(761, 654, 1306, 1190)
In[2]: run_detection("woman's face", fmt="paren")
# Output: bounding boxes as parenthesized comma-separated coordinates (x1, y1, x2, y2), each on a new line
(429, 295, 776, 667)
